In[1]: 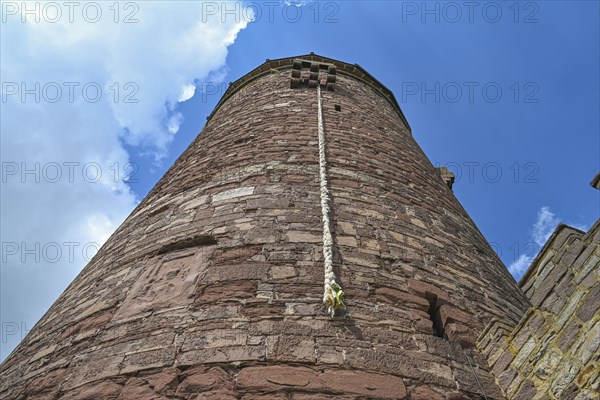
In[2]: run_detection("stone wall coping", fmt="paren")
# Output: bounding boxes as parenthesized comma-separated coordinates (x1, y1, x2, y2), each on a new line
(477, 317, 516, 344)
(518, 223, 586, 288)
(590, 172, 600, 189)
(206, 53, 412, 133)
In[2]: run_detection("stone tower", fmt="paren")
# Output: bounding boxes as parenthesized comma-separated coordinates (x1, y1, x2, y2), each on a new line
(0, 54, 531, 399)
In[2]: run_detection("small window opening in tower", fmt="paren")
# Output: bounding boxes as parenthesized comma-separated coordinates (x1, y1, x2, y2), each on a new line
(427, 295, 445, 338)
(335, 104, 341, 112)
(156, 235, 217, 255)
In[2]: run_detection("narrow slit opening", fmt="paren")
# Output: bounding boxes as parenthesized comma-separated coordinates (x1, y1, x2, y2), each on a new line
(157, 235, 217, 255)
(427, 295, 445, 338)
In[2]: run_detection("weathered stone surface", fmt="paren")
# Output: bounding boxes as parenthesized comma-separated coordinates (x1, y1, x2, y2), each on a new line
(0, 54, 528, 399)
(514, 379, 537, 399)
(410, 385, 445, 400)
(212, 187, 255, 202)
(479, 221, 600, 400)
(267, 335, 315, 362)
(237, 365, 408, 398)
(444, 322, 477, 348)
(61, 380, 124, 400)
(175, 366, 233, 395)
(576, 283, 600, 322)
(374, 286, 430, 311)
(120, 377, 171, 400)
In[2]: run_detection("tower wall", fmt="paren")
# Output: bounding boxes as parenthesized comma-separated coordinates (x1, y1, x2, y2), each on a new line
(478, 221, 600, 399)
(1, 55, 530, 400)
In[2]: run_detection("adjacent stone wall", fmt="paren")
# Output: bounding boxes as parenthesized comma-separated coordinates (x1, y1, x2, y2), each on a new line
(478, 220, 600, 399)
(0, 55, 529, 399)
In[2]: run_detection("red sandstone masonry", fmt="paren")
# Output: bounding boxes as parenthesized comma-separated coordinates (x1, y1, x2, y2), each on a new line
(0, 54, 530, 399)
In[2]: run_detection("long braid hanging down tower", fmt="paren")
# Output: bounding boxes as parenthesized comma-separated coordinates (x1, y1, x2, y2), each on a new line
(0, 54, 531, 399)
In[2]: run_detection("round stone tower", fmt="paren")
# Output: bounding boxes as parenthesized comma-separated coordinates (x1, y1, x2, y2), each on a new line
(0, 54, 530, 399)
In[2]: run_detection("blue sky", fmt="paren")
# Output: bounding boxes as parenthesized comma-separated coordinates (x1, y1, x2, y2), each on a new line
(1, 1, 599, 361)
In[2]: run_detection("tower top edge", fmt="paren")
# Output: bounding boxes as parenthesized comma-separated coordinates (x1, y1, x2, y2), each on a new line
(517, 223, 590, 288)
(206, 53, 412, 132)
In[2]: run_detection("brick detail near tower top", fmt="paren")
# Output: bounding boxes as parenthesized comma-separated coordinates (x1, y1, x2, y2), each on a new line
(290, 58, 337, 91)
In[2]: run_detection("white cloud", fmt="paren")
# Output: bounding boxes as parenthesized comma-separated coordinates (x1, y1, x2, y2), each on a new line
(531, 206, 560, 246)
(508, 253, 535, 279)
(508, 206, 589, 279)
(178, 84, 197, 103)
(0, 1, 251, 361)
(168, 113, 184, 135)
(509, 206, 559, 278)
(283, 0, 313, 6)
